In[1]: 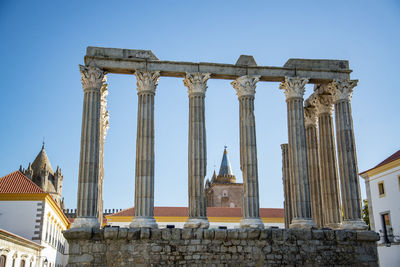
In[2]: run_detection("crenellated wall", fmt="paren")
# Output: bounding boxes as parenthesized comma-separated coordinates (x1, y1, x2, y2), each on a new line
(64, 227, 379, 266)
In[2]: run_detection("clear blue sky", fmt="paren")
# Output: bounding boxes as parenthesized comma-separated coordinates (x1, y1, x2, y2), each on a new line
(1, 0, 399, 211)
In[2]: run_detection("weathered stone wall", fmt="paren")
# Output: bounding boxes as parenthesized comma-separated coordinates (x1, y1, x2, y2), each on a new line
(64, 227, 379, 266)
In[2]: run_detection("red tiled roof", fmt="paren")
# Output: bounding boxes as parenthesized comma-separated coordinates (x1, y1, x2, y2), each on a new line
(0, 171, 45, 194)
(360, 149, 400, 175)
(109, 207, 284, 218)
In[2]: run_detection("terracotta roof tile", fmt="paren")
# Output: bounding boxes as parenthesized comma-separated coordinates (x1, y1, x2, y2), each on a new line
(360, 149, 400, 175)
(109, 207, 283, 218)
(0, 171, 45, 194)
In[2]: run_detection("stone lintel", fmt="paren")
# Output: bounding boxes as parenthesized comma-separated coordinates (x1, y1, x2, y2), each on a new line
(284, 58, 349, 71)
(87, 46, 159, 60)
(84, 48, 352, 83)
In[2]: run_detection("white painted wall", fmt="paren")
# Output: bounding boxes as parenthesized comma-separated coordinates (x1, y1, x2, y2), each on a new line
(365, 165, 400, 267)
(41, 200, 69, 267)
(0, 200, 39, 241)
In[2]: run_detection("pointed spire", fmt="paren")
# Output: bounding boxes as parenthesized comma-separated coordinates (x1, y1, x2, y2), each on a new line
(218, 146, 234, 176)
(211, 170, 217, 182)
(31, 143, 54, 175)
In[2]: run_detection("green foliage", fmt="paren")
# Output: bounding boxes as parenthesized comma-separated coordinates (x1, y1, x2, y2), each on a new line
(362, 199, 371, 230)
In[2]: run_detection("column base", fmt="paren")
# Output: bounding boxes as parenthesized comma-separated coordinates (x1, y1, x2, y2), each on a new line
(289, 218, 316, 229)
(184, 218, 210, 229)
(240, 218, 265, 229)
(70, 217, 100, 229)
(341, 219, 369, 230)
(130, 216, 158, 228)
(324, 222, 342, 229)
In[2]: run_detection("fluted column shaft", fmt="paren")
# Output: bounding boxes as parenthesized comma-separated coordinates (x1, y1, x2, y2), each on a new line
(304, 105, 323, 228)
(330, 80, 367, 230)
(73, 65, 106, 228)
(232, 75, 264, 229)
(281, 143, 292, 228)
(280, 77, 316, 229)
(130, 70, 160, 228)
(313, 91, 341, 229)
(183, 73, 210, 229)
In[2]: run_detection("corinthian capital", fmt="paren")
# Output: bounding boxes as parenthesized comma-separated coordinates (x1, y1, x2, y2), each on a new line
(279, 76, 309, 100)
(183, 72, 211, 96)
(304, 105, 318, 128)
(328, 79, 358, 102)
(313, 94, 334, 115)
(135, 70, 160, 94)
(79, 65, 106, 91)
(231, 75, 260, 98)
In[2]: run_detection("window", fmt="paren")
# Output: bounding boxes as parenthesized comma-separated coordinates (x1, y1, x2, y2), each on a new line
(381, 212, 391, 243)
(0, 255, 6, 267)
(398, 175, 400, 191)
(378, 181, 385, 197)
(20, 259, 25, 267)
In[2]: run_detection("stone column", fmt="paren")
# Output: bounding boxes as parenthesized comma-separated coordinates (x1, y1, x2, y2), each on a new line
(183, 72, 210, 229)
(232, 75, 264, 229)
(304, 102, 323, 228)
(130, 70, 160, 228)
(72, 65, 106, 228)
(312, 88, 341, 229)
(330, 80, 368, 230)
(281, 143, 292, 229)
(98, 83, 109, 224)
(279, 76, 316, 229)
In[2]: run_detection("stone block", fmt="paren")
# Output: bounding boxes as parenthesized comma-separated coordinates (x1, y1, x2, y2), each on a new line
(291, 229, 312, 240)
(127, 228, 140, 240)
(92, 227, 104, 241)
(151, 245, 163, 252)
(356, 231, 380, 241)
(203, 229, 215, 240)
(63, 227, 92, 239)
(193, 228, 204, 239)
(69, 243, 81, 254)
(238, 229, 248, 240)
(140, 228, 150, 239)
(69, 254, 94, 264)
(150, 229, 162, 240)
(271, 228, 284, 240)
(227, 229, 238, 240)
(214, 229, 227, 240)
(323, 229, 335, 241)
(171, 228, 181, 240)
(162, 229, 172, 240)
(182, 229, 193, 240)
(104, 227, 118, 240)
(259, 229, 271, 240)
(312, 230, 325, 240)
(117, 228, 128, 239)
(248, 229, 261, 239)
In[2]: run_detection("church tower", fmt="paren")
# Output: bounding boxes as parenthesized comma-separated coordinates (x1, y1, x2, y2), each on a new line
(205, 147, 244, 208)
(22, 143, 64, 209)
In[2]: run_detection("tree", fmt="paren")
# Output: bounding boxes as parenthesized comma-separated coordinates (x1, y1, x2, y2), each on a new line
(362, 199, 370, 230)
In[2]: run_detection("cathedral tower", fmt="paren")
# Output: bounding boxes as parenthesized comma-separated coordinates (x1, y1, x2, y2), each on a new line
(205, 147, 243, 208)
(22, 143, 64, 208)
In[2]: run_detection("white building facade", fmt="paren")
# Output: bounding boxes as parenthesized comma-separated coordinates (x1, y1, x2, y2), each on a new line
(361, 150, 400, 267)
(0, 171, 69, 267)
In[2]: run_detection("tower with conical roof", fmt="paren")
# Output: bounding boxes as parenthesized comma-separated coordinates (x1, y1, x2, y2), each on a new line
(22, 143, 64, 208)
(205, 147, 243, 208)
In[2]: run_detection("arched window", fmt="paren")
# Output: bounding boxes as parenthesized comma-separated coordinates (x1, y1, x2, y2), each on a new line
(20, 259, 25, 267)
(0, 255, 6, 267)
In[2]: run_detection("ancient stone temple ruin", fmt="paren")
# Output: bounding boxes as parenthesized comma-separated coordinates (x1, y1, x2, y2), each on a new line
(64, 47, 379, 266)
